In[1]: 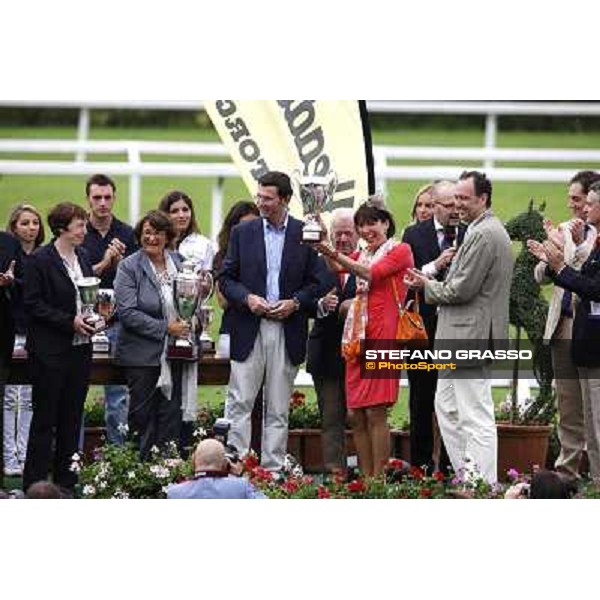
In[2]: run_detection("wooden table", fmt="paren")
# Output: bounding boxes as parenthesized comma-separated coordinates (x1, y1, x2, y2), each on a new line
(8, 350, 231, 386)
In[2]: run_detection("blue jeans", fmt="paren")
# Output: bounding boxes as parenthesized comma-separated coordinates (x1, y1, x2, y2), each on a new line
(104, 324, 129, 445)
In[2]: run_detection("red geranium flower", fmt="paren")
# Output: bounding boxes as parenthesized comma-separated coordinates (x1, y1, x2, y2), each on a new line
(388, 458, 405, 470)
(432, 471, 445, 482)
(290, 390, 306, 408)
(347, 479, 366, 493)
(409, 466, 425, 480)
(318, 485, 331, 499)
(420, 487, 432, 498)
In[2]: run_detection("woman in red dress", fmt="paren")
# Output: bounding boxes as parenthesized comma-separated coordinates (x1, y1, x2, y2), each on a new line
(315, 198, 413, 476)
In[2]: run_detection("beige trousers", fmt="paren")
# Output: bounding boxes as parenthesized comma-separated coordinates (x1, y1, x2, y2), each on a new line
(551, 317, 585, 479)
(225, 320, 298, 472)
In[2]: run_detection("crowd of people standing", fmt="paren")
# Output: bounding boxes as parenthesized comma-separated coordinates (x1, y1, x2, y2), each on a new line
(1, 167, 600, 497)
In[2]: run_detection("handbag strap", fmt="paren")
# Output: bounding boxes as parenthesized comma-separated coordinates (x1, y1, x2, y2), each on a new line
(391, 275, 419, 312)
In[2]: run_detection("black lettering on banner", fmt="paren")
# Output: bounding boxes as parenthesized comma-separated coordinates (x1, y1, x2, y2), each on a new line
(216, 100, 236, 118)
(277, 100, 331, 177)
(225, 117, 249, 143)
(239, 139, 260, 162)
(324, 179, 355, 210)
(216, 101, 269, 181)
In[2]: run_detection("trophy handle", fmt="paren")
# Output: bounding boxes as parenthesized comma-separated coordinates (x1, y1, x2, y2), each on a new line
(198, 270, 214, 302)
(326, 170, 338, 202)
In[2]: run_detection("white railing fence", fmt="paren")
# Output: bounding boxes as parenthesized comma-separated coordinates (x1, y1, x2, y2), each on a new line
(2, 138, 600, 237)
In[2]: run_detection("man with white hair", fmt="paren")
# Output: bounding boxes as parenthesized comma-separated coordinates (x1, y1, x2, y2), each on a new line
(306, 208, 358, 473)
(166, 439, 266, 499)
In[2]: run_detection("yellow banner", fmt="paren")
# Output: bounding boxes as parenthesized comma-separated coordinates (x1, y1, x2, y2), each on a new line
(204, 100, 373, 219)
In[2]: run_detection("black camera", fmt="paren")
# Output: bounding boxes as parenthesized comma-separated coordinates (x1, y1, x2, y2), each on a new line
(212, 418, 231, 445)
(211, 418, 241, 468)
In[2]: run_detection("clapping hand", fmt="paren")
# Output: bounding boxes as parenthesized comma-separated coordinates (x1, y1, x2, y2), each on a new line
(543, 240, 566, 272)
(526, 239, 548, 263)
(0, 260, 15, 287)
(568, 218, 586, 245)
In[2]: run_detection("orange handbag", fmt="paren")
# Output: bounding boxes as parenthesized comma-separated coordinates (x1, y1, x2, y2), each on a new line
(391, 277, 428, 346)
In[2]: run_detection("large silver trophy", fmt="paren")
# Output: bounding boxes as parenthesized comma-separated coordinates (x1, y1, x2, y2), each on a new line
(168, 262, 214, 361)
(293, 170, 338, 242)
(197, 270, 215, 353)
(76, 277, 106, 334)
(92, 289, 116, 353)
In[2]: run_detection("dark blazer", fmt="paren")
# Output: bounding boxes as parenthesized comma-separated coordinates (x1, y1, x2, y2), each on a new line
(402, 219, 466, 332)
(23, 242, 94, 357)
(553, 243, 600, 367)
(0, 232, 20, 365)
(306, 260, 356, 378)
(218, 215, 321, 365)
(114, 249, 182, 367)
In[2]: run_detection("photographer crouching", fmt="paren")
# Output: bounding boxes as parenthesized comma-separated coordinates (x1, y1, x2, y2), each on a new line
(167, 420, 266, 499)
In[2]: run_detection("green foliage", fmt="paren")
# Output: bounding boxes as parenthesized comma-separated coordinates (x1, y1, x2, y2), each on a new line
(505, 201, 555, 424)
(77, 441, 192, 499)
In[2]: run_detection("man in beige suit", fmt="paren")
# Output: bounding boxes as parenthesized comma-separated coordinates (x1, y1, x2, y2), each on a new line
(406, 171, 513, 484)
(533, 170, 599, 482)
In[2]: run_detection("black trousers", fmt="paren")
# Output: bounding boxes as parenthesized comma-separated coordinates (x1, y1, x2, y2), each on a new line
(23, 345, 92, 492)
(125, 365, 182, 460)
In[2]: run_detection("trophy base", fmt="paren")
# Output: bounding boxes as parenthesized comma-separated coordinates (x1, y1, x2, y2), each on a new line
(302, 229, 323, 243)
(92, 333, 111, 354)
(199, 337, 216, 355)
(167, 343, 198, 362)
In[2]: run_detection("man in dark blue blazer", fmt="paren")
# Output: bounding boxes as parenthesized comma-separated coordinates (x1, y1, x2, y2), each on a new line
(401, 180, 465, 473)
(219, 171, 321, 472)
(306, 208, 358, 473)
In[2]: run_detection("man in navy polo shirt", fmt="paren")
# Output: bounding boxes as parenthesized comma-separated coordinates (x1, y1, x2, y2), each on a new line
(82, 174, 137, 445)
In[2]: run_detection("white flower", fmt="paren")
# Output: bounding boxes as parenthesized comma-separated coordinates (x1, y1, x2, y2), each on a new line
(71, 453, 81, 462)
(127, 471, 136, 480)
(83, 485, 96, 496)
(165, 459, 182, 468)
(70, 461, 81, 473)
(99, 481, 107, 490)
(150, 445, 160, 455)
(150, 465, 170, 479)
(161, 486, 169, 495)
(193, 427, 207, 439)
(117, 422, 129, 435)
(113, 489, 129, 499)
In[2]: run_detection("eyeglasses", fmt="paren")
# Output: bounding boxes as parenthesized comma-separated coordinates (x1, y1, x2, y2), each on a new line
(254, 193, 278, 203)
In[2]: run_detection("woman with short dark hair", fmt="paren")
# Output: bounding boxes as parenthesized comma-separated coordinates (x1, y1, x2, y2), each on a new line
(22, 202, 95, 493)
(115, 210, 195, 458)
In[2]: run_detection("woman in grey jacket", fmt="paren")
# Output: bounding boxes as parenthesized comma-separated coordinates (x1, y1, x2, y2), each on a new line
(114, 210, 192, 458)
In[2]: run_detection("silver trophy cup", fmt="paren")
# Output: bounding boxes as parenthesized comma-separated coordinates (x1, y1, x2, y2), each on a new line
(197, 270, 215, 353)
(293, 170, 338, 242)
(92, 289, 116, 353)
(168, 261, 202, 361)
(76, 277, 106, 334)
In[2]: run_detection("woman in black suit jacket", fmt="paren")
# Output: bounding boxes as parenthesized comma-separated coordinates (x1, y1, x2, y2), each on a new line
(22, 203, 96, 493)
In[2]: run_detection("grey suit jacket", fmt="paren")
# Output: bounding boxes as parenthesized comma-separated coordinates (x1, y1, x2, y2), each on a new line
(114, 249, 182, 367)
(424, 210, 514, 363)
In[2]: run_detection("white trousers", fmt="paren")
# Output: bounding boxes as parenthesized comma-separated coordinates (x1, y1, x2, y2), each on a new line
(435, 366, 497, 484)
(225, 320, 299, 471)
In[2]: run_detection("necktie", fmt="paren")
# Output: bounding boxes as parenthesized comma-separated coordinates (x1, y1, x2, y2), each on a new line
(440, 227, 456, 252)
